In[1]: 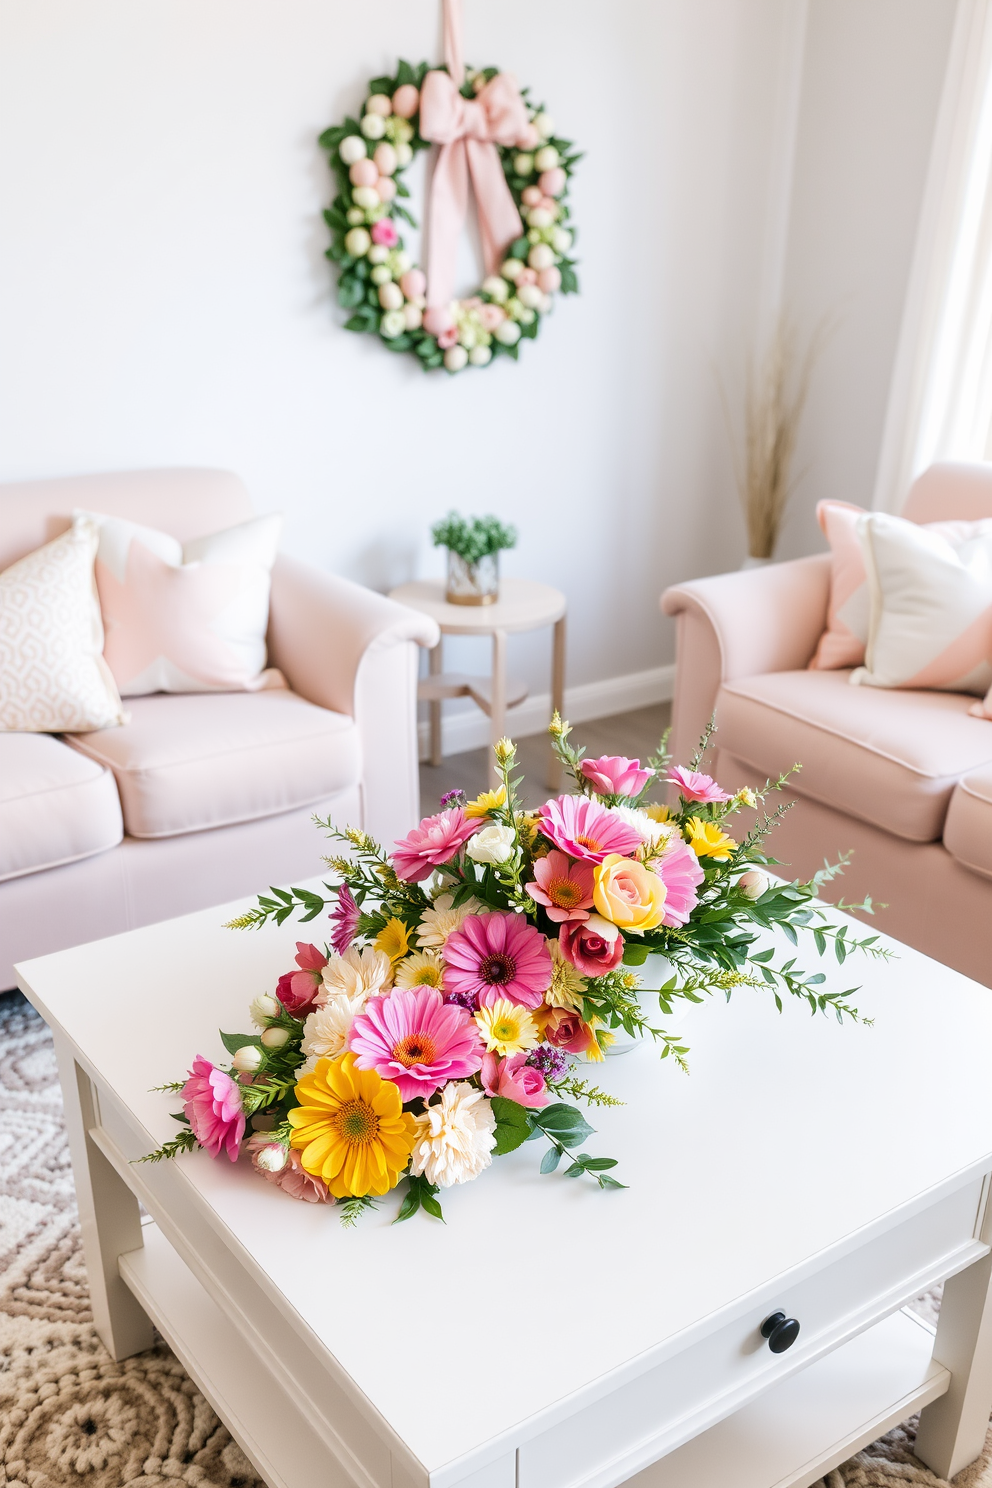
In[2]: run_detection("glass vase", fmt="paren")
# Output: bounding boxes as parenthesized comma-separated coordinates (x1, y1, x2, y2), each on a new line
(601, 954, 675, 1056)
(445, 550, 499, 606)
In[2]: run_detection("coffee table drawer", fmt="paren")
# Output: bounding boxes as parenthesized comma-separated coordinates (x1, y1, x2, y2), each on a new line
(518, 1175, 988, 1488)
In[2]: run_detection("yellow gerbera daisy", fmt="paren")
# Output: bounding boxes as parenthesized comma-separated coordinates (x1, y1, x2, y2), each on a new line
(474, 998, 541, 1057)
(644, 803, 671, 823)
(288, 1053, 417, 1199)
(375, 917, 412, 963)
(464, 785, 507, 819)
(393, 949, 445, 990)
(685, 816, 738, 861)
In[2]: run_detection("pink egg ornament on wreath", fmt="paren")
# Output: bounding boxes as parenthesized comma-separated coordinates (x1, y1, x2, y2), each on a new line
(392, 84, 420, 118)
(539, 167, 567, 197)
(349, 158, 379, 188)
(399, 268, 427, 300)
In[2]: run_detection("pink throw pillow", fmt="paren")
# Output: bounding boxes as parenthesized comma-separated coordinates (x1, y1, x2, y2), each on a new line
(809, 502, 871, 670)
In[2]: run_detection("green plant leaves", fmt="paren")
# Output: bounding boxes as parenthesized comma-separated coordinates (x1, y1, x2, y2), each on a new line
(531, 1103, 595, 1148)
(219, 1030, 262, 1055)
(490, 1096, 532, 1155)
(394, 1173, 444, 1223)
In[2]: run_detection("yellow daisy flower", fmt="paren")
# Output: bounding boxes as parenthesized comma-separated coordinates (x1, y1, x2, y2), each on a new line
(545, 941, 586, 1012)
(465, 786, 507, 819)
(375, 917, 411, 963)
(685, 816, 738, 861)
(474, 998, 541, 1057)
(393, 950, 445, 990)
(586, 1017, 614, 1062)
(644, 803, 671, 823)
(288, 1054, 417, 1199)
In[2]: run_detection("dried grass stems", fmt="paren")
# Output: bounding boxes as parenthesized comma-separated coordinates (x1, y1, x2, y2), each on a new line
(722, 314, 829, 561)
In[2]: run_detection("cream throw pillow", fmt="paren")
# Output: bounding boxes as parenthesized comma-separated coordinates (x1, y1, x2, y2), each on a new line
(0, 517, 126, 732)
(852, 511, 992, 696)
(81, 510, 284, 696)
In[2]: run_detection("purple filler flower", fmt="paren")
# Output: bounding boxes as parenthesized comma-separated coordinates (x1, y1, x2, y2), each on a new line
(440, 789, 466, 809)
(526, 1044, 572, 1082)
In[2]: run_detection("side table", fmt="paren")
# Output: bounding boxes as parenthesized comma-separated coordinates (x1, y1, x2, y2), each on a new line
(388, 578, 566, 788)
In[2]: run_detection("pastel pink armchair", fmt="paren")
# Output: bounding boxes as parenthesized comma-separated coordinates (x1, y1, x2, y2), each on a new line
(661, 463, 992, 986)
(0, 469, 439, 987)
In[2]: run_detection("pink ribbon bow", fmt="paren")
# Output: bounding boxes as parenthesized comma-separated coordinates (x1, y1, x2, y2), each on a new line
(419, 0, 528, 326)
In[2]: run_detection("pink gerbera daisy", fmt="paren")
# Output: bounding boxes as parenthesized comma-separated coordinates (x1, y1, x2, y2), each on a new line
(443, 911, 553, 1009)
(181, 1056, 245, 1162)
(392, 808, 480, 882)
(525, 850, 595, 922)
(667, 766, 731, 804)
(329, 883, 359, 956)
(347, 986, 483, 1100)
(579, 755, 651, 798)
(538, 795, 643, 864)
(654, 835, 706, 926)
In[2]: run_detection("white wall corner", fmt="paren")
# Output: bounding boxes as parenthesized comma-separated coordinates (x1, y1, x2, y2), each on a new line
(418, 664, 676, 762)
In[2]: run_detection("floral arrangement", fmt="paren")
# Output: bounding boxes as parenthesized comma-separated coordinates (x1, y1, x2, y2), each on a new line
(318, 58, 579, 373)
(144, 720, 884, 1226)
(431, 512, 518, 564)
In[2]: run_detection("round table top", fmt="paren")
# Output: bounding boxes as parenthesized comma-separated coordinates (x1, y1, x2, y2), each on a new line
(388, 577, 566, 635)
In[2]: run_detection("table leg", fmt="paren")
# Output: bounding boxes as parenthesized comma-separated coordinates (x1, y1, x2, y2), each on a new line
(915, 1248, 992, 1478)
(490, 629, 507, 787)
(549, 614, 566, 790)
(53, 1029, 155, 1361)
(428, 639, 443, 767)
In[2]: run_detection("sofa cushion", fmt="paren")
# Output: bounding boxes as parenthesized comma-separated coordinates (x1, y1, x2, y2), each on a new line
(66, 690, 360, 839)
(716, 669, 992, 842)
(0, 733, 123, 881)
(944, 766, 992, 881)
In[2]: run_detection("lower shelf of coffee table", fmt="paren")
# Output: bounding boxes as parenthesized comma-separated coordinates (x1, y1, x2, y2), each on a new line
(119, 1222, 950, 1488)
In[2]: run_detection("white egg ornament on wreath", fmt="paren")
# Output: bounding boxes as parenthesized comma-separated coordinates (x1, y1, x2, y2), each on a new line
(319, 57, 579, 371)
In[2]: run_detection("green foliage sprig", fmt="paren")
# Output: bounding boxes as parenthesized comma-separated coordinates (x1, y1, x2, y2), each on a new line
(431, 512, 517, 563)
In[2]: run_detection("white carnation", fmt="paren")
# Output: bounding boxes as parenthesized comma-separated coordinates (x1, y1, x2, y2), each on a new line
(610, 805, 675, 851)
(320, 945, 392, 1002)
(301, 993, 366, 1062)
(410, 1082, 497, 1187)
(417, 893, 481, 949)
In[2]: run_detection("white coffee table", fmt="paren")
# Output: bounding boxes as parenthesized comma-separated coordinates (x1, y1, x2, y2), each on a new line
(16, 895, 992, 1488)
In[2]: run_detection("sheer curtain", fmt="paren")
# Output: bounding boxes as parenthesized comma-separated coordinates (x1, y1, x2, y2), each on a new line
(873, 0, 992, 512)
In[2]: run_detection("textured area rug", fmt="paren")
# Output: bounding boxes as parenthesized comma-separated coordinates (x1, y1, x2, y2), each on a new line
(0, 989, 989, 1488)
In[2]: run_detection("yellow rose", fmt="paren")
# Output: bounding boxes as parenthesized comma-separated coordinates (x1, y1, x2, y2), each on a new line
(593, 853, 667, 933)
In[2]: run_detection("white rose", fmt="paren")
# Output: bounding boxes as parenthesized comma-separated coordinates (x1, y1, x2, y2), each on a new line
(528, 243, 555, 271)
(737, 870, 769, 900)
(343, 227, 371, 258)
(249, 994, 280, 1027)
(466, 823, 516, 864)
(469, 345, 492, 366)
(339, 135, 367, 165)
(380, 308, 406, 338)
(495, 319, 521, 346)
(535, 145, 559, 172)
(232, 1044, 263, 1072)
(482, 275, 510, 302)
(444, 344, 469, 371)
(361, 113, 386, 140)
(378, 281, 404, 311)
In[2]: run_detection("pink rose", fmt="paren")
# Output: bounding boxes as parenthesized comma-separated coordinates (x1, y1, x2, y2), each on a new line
(275, 941, 327, 1017)
(246, 1135, 332, 1203)
(516, 267, 539, 287)
(480, 1051, 551, 1108)
(579, 754, 651, 798)
(541, 1007, 597, 1056)
(667, 766, 731, 804)
(559, 915, 624, 977)
(478, 303, 506, 331)
(370, 218, 398, 247)
(437, 326, 459, 349)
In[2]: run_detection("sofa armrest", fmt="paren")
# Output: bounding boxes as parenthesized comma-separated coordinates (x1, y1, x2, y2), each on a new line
(660, 554, 831, 765)
(267, 556, 440, 843)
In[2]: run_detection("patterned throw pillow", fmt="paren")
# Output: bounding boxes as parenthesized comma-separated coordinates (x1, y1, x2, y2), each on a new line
(852, 512, 992, 695)
(82, 511, 283, 696)
(0, 517, 126, 732)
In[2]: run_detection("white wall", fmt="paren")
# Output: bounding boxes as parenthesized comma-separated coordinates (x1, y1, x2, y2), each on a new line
(0, 0, 793, 738)
(774, 0, 956, 559)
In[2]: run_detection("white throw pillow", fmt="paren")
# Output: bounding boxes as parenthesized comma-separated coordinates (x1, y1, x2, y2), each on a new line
(852, 511, 992, 695)
(81, 510, 284, 696)
(0, 516, 126, 732)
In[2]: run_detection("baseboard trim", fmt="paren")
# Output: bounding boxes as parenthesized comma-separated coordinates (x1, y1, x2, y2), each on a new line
(418, 664, 675, 761)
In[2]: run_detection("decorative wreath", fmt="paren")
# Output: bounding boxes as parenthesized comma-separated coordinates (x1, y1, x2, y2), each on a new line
(318, 56, 580, 373)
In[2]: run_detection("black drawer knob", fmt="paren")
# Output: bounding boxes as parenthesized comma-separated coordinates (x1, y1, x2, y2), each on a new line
(760, 1311, 800, 1353)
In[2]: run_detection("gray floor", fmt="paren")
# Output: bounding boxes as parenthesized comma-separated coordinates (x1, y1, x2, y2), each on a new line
(419, 702, 672, 814)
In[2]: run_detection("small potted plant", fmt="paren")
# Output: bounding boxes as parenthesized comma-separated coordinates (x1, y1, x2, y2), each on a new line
(431, 512, 517, 605)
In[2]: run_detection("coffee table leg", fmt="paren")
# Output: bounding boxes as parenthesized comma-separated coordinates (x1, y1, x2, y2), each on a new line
(54, 1030, 155, 1360)
(490, 629, 507, 787)
(428, 639, 443, 767)
(549, 614, 566, 790)
(915, 1250, 992, 1478)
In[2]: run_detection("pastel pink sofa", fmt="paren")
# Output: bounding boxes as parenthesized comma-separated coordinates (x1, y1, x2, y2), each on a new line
(662, 462, 992, 988)
(0, 469, 438, 988)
